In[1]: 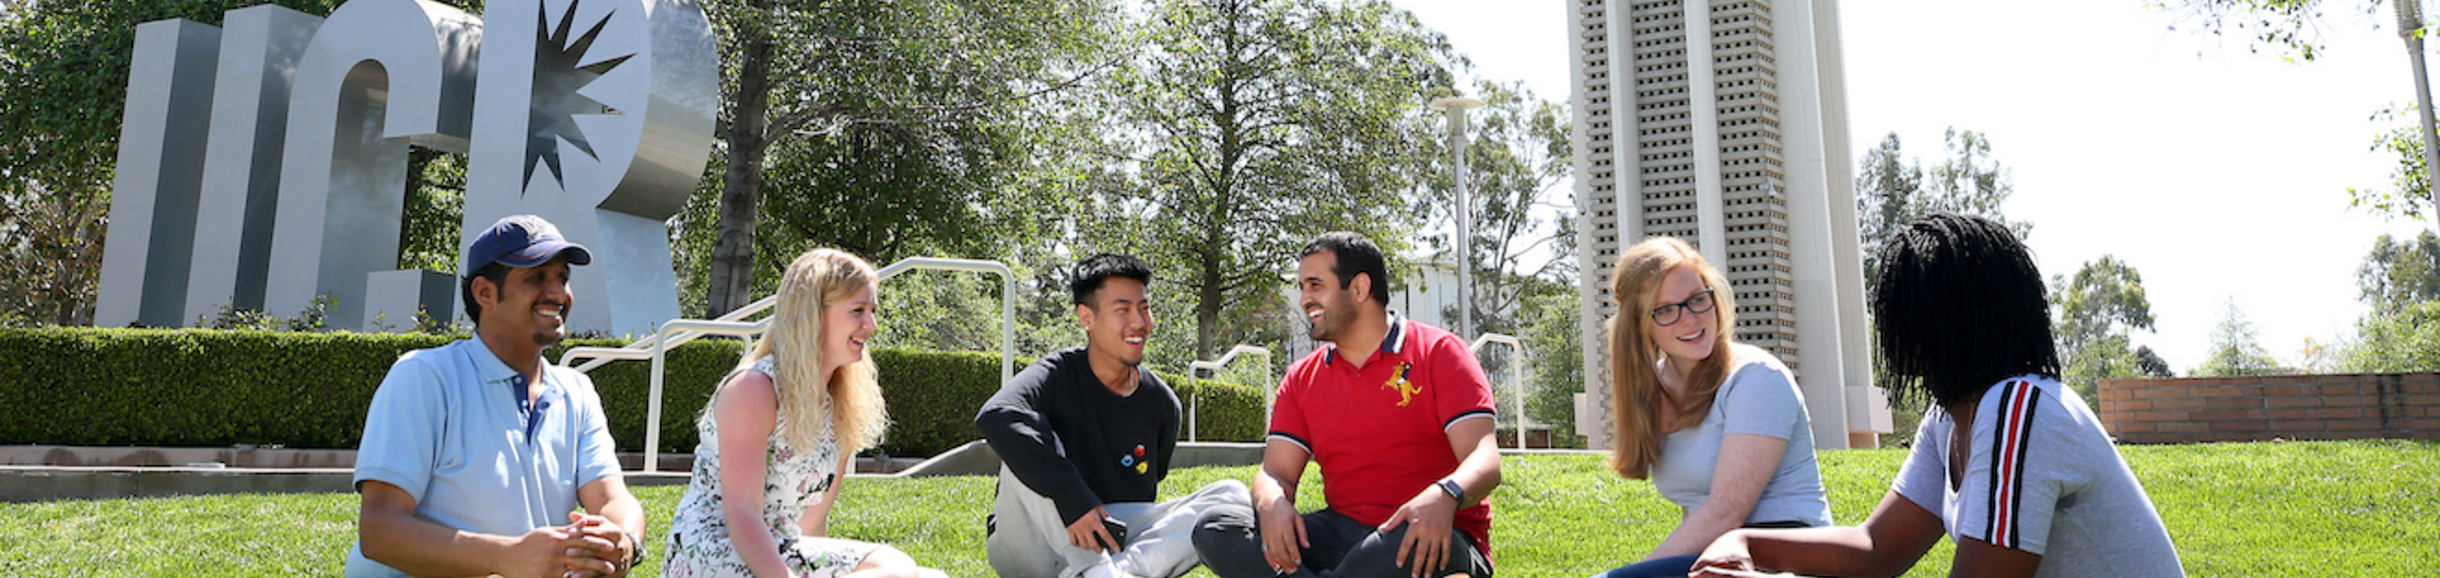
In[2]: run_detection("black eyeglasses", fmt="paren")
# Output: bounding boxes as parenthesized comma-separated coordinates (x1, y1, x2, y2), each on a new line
(1648, 288, 1716, 326)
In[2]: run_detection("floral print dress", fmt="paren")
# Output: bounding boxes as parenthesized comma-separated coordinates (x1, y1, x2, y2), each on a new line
(665, 356, 878, 578)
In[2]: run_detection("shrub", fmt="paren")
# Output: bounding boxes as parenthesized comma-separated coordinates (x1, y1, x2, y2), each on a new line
(0, 327, 1264, 457)
(0, 328, 446, 448)
(2345, 301, 2440, 373)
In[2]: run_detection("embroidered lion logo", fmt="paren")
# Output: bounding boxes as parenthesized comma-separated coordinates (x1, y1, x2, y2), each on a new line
(1383, 362, 1420, 407)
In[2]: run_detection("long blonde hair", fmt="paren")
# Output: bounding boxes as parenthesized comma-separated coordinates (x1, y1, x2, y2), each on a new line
(1606, 237, 1738, 479)
(735, 248, 888, 454)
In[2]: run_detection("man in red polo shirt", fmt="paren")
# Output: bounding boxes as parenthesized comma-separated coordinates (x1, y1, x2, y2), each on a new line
(1192, 232, 1502, 578)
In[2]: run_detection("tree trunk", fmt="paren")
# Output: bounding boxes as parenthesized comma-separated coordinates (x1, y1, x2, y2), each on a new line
(57, 192, 99, 326)
(1196, 244, 1224, 360)
(1191, 1, 1244, 361)
(702, 10, 775, 318)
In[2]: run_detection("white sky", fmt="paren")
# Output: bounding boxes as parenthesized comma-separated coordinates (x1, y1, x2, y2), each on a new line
(1393, 0, 2433, 371)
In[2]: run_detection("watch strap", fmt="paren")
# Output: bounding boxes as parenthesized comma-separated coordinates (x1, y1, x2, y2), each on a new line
(1437, 478, 1466, 505)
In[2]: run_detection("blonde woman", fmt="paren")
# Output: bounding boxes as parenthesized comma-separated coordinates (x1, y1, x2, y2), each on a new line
(1591, 237, 1832, 578)
(665, 249, 947, 578)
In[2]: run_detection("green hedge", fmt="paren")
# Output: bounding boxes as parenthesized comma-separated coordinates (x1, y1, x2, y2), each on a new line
(0, 327, 1263, 457)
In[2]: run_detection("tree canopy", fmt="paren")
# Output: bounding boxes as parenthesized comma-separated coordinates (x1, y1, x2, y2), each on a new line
(1105, 0, 1460, 358)
(2193, 299, 2289, 376)
(2150, 0, 2399, 62)
(691, 0, 1118, 316)
(2053, 255, 2165, 400)
(2358, 229, 2440, 313)
(1855, 129, 2031, 280)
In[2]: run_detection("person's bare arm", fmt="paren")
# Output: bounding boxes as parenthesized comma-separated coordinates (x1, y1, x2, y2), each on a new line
(1944, 536, 2043, 578)
(1441, 416, 1502, 510)
(1376, 416, 1500, 577)
(358, 480, 612, 578)
(1693, 491, 1948, 578)
(1253, 438, 1313, 573)
(712, 371, 794, 578)
(1648, 433, 1787, 558)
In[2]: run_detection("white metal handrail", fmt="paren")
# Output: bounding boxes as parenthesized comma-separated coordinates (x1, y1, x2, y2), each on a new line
(1184, 345, 1272, 442)
(559, 257, 1016, 473)
(1471, 333, 1528, 449)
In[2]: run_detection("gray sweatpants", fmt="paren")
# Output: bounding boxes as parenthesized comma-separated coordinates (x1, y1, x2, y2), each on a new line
(987, 467, 1252, 578)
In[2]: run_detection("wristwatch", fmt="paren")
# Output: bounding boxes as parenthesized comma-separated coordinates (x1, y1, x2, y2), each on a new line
(1436, 478, 1466, 504)
(624, 530, 647, 567)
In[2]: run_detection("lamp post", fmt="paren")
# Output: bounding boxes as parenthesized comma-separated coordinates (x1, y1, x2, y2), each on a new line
(2397, 0, 2440, 230)
(1430, 95, 1485, 340)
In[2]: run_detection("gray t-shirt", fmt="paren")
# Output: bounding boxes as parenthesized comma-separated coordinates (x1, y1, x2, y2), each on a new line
(1649, 343, 1834, 527)
(1892, 375, 2184, 577)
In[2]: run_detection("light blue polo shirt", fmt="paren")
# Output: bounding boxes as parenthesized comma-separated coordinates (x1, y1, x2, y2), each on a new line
(345, 334, 623, 577)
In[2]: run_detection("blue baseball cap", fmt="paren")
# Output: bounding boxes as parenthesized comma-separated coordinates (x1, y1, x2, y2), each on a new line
(463, 214, 593, 278)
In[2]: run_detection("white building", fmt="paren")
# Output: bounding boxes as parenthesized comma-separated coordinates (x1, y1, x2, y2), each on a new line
(1569, 0, 1891, 449)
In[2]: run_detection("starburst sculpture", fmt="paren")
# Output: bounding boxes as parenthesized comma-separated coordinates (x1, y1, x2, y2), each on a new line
(525, 0, 633, 192)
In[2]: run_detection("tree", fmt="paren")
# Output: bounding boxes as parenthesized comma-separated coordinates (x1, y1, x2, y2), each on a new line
(2335, 229, 2440, 373)
(2297, 335, 2350, 372)
(2149, 0, 2388, 63)
(1519, 286, 1584, 447)
(2193, 299, 2288, 376)
(2055, 256, 2158, 353)
(2347, 105, 2436, 221)
(2052, 255, 2162, 400)
(397, 149, 468, 274)
(1107, 0, 1460, 358)
(2135, 345, 2175, 377)
(694, 0, 1116, 317)
(2343, 300, 2440, 371)
(2357, 229, 2440, 314)
(1855, 129, 2032, 280)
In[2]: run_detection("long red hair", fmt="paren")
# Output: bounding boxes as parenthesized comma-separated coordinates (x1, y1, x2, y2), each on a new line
(1605, 237, 1738, 479)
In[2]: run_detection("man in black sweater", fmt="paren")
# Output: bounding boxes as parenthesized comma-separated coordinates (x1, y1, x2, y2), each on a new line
(977, 254, 1252, 578)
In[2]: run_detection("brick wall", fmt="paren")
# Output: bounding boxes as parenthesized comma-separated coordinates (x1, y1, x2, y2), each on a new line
(2097, 373, 2440, 444)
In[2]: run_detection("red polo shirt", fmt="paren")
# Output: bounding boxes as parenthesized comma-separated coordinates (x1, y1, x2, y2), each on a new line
(1270, 313, 1497, 553)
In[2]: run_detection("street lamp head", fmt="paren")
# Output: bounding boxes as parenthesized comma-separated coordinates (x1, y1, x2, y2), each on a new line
(1428, 96, 1486, 112)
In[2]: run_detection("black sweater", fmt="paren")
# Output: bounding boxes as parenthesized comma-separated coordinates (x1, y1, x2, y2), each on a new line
(974, 347, 1180, 525)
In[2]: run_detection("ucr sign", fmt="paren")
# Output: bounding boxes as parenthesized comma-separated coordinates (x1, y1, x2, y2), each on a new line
(94, 0, 717, 337)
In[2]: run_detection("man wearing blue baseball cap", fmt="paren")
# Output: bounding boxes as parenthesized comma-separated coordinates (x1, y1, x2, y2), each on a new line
(348, 215, 647, 578)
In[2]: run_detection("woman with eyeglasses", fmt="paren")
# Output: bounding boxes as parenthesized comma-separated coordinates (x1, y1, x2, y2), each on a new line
(1588, 237, 1833, 578)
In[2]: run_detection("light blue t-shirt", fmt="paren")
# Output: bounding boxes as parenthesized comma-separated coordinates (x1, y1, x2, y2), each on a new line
(345, 335, 623, 577)
(1649, 343, 1834, 527)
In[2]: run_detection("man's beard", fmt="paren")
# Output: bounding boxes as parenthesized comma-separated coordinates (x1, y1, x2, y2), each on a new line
(1306, 295, 1348, 341)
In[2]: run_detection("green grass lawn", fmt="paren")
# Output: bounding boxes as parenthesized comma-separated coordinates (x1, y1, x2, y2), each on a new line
(1, 440, 2435, 576)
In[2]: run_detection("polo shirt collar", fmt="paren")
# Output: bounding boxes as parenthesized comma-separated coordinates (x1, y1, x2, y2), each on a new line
(464, 333, 556, 397)
(1323, 310, 1407, 366)
(464, 332, 525, 385)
